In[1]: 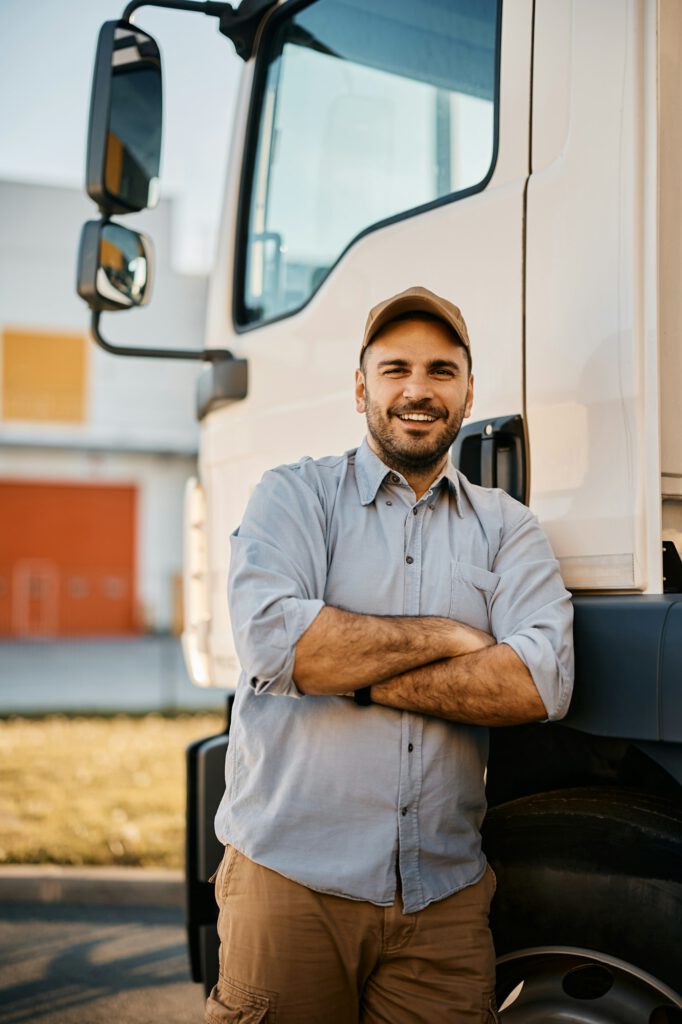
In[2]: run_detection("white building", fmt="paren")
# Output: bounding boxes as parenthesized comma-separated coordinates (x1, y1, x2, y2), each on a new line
(0, 179, 207, 638)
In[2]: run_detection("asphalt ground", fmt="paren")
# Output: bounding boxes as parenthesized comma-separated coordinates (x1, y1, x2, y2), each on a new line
(0, 868, 206, 1024)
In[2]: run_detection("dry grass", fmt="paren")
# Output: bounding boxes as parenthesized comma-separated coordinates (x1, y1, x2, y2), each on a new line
(0, 713, 225, 869)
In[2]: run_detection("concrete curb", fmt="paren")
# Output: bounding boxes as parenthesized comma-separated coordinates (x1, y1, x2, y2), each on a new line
(0, 865, 184, 907)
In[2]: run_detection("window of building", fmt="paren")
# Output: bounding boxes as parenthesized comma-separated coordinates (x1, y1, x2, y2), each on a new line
(2, 327, 87, 423)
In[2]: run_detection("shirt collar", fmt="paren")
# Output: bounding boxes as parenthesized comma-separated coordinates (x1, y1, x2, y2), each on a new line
(354, 437, 463, 516)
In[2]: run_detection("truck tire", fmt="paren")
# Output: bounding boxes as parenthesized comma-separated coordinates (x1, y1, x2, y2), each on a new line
(482, 787, 682, 1019)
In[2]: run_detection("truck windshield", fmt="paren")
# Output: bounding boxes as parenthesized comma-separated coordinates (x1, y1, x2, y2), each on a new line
(237, 0, 500, 327)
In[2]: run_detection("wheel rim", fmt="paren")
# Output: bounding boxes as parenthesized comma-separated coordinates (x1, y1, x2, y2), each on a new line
(496, 947, 682, 1022)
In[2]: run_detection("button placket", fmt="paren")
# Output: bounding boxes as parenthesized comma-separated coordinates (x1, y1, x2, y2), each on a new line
(397, 492, 425, 904)
(397, 717, 424, 910)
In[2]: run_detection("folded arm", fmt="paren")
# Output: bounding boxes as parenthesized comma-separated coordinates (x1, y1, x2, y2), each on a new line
(293, 605, 493, 694)
(369, 641, 546, 726)
(229, 464, 491, 699)
(299, 503, 573, 722)
(230, 465, 573, 719)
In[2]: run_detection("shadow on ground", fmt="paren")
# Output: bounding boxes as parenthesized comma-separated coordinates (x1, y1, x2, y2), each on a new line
(0, 901, 206, 1024)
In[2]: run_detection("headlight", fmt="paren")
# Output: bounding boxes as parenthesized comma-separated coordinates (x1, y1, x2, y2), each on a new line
(181, 476, 212, 686)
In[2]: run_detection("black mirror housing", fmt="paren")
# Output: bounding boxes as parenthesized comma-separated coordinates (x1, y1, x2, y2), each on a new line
(86, 20, 162, 214)
(77, 219, 153, 312)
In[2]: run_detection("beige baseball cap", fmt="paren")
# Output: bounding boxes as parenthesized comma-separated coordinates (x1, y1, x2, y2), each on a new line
(360, 285, 471, 362)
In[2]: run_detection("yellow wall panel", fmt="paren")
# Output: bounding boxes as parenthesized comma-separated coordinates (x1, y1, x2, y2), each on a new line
(2, 327, 87, 423)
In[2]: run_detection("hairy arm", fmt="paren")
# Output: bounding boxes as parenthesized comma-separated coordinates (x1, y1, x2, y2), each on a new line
(293, 606, 494, 695)
(370, 642, 547, 726)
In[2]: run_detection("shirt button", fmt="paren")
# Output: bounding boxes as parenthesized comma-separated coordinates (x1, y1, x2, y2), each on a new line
(390, 473, 400, 483)
(429, 504, 435, 511)
(401, 807, 408, 816)
(408, 743, 414, 753)
(412, 507, 418, 515)
(406, 556, 414, 564)
(386, 500, 392, 506)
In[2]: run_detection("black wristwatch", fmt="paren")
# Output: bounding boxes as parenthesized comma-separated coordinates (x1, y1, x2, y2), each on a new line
(354, 686, 372, 706)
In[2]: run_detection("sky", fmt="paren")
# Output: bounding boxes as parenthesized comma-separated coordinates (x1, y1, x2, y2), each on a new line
(0, 0, 243, 274)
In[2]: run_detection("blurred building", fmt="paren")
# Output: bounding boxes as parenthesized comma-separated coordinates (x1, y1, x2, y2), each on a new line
(0, 179, 207, 639)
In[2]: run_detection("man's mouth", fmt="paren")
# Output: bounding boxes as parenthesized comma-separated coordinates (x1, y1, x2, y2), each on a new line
(395, 412, 440, 423)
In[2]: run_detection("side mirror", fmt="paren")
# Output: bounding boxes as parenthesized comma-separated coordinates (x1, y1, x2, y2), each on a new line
(86, 20, 162, 214)
(75, 9, 249, 409)
(77, 220, 153, 311)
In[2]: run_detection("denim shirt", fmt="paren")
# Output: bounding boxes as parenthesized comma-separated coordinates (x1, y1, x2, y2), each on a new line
(214, 439, 574, 913)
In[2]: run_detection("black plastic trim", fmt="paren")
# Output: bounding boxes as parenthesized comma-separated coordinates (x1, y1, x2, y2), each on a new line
(88, 307, 245, 366)
(86, 21, 118, 211)
(232, 0, 503, 333)
(121, 0, 277, 62)
(216, 0, 278, 59)
(567, 594, 682, 742)
(663, 539, 682, 592)
(488, 594, 682, 804)
(452, 414, 529, 505)
(185, 695, 231, 984)
(196, 355, 249, 419)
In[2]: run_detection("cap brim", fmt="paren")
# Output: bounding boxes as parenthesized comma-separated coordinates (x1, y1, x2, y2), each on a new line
(365, 294, 467, 351)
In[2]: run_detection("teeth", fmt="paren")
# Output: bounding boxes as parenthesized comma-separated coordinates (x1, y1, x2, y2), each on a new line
(399, 414, 436, 422)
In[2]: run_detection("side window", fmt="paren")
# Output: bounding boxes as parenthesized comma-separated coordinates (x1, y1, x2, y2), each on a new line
(237, 0, 500, 327)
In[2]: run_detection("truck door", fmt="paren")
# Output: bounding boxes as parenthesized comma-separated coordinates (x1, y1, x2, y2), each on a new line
(202, 0, 533, 684)
(525, 0, 660, 593)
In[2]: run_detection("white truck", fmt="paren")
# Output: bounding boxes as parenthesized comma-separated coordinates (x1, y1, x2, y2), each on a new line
(77, 0, 682, 1016)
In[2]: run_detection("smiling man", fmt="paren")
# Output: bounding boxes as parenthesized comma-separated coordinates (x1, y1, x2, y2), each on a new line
(359, 316, 473, 495)
(207, 286, 574, 1024)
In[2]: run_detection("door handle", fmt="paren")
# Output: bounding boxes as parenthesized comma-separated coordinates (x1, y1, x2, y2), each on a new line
(451, 414, 529, 504)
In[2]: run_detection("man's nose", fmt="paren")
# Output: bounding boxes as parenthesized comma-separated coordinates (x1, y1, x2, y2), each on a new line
(402, 374, 434, 401)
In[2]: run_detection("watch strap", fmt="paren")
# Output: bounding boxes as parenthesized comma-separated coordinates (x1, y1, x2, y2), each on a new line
(354, 686, 372, 707)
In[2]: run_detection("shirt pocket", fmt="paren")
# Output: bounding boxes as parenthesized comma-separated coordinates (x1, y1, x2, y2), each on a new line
(449, 562, 500, 632)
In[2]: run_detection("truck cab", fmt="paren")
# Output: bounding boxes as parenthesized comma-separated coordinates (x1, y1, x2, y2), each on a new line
(78, 0, 682, 1015)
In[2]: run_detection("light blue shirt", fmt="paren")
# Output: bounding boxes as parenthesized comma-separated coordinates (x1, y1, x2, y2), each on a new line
(214, 439, 574, 913)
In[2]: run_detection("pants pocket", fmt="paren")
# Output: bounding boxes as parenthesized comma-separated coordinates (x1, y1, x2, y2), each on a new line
(205, 978, 273, 1023)
(215, 845, 239, 902)
(484, 994, 501, 1023)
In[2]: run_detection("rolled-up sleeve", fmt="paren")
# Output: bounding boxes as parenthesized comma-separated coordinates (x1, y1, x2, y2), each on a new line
(490, 504, 574, 721)
(228, 465, 327, 697)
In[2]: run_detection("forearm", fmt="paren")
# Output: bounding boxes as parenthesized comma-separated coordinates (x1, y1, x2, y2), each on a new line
(293, 606, 493, 695)
(370, 642, 547, 726)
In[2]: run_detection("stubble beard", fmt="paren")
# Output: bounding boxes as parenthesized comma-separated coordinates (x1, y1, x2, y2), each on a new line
(364, 389, 468, 477)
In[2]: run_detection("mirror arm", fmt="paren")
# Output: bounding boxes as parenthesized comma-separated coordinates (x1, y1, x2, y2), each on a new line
(91, 310, 235, 364)
(122, 0, 277, 60)
(123, 0, 232, 20)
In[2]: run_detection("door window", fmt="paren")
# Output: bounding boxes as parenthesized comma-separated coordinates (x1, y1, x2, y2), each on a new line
(237, 0, 500, 326)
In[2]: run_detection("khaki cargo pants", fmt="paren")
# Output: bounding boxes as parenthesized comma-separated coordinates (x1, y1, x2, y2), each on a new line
(205, 846, 499, 1024)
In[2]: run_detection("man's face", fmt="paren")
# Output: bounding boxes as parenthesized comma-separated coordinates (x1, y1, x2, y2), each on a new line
(355, 316, 474, 475)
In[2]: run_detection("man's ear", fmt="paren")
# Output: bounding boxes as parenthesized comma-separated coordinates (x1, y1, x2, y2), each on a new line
(463, 373, 474, 419)
(355, 368, 367, 414)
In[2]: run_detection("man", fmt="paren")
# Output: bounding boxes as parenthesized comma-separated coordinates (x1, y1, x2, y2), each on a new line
(207, 286, 574, 1024)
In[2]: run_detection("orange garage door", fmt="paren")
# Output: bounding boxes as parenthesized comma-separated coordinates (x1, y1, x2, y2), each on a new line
(0, 481, 139, 638)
